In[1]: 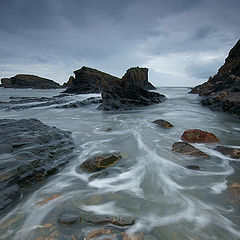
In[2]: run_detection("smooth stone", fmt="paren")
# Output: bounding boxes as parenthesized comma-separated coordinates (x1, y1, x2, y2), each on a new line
(153, 119, 173, 128)
(172, 142, 209, 158)
(215, 146, 240, 159)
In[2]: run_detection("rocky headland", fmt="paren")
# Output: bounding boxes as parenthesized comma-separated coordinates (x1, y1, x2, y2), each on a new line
(190, 39, 240, 116)
(1, 74, 61, 89)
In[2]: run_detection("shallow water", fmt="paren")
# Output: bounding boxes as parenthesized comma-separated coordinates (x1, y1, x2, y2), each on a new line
(0, 87, 240, 240)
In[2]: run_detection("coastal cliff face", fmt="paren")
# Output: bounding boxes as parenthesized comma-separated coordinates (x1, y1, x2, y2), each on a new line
(63, 66, 156, 94)
(190, 39, 240, 116)
(1, 74, 61, 89)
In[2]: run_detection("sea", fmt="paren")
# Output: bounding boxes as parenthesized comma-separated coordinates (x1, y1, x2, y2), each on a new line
(0, 87, 240, 240)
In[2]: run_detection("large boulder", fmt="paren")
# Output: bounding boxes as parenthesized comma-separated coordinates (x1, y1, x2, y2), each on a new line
(189, 39, 240, 116)
(0, 119, 75, 212)
(180, 129, 220, 143)
(1, 74, 61, 89)
(63, 66, 120, 94)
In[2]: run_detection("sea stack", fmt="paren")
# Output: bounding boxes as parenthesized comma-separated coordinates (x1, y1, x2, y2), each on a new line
(190, 39, 240, 116)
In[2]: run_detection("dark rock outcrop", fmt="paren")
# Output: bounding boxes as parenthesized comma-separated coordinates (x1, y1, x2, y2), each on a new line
(1, 74, 61, 89)
(63, 66, 157, 94)
(63, 66, 120, 94)
(190, 39, 240, 116)
(62, 76, 74, 88)
(215, 146, 240, 159)
(0, 119, 75, 212)
(122, 67, 155, 90)
(181, 129, 220, 143)
(78, 153, 122, 172)
(172, 142, 209, 157)
(153, 119, 173, 128)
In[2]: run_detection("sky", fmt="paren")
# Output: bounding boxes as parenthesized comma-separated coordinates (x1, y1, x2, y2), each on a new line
(0, 0, 239, 87)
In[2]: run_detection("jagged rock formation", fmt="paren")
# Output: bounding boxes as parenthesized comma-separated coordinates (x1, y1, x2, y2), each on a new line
(63, 66, 120, 94)
(0, 119, 75, 212)
(62, 76, 74, 88)
(63, 66, 157, 94)
(121, 67, 155, 90)
(98, 68, 165, 111)
(190, 39, 240, 116)
(1, 74, 61, 89)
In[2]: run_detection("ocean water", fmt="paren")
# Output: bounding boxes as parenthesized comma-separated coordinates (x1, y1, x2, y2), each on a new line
(0, 87, 240, 240)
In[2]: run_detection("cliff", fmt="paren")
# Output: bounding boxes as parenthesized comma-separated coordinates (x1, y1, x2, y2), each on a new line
(190, 39, 240, 116)
(1, 74, 61, 89)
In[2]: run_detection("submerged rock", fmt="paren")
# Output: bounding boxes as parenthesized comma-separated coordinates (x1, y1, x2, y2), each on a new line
(215, 146, 240, 159)
(1, 74, 61, 89)
(153, 119, 173, 128)
(185, 165, 201, 170)
(172, 142, 209, 157)
(0, 119, 75, 212)
(180, 129, 220, 143)
(85, 228, 143, 240)
(58, 209, 85, 225)
(189, 39, 240, 116)
(78, 153, 122, 172)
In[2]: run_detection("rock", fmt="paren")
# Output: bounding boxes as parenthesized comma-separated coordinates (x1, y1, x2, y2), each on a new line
(85, 214, 135, 226)
(0, 119, 75, 212)
(153, 119, 173, 128)
(85, 228, 143, 240)
(57, 97, 102, 108)
(1, 74, 61, 89)
(106, 128, 113, 132)
(180, 129, 220, 143)
(98, 84, 165, 111)
(215, 146, 240, 159)
(58, 209, 84, 225)
(88, 170, 109, 181)
(78, 153, 122, 172)
(62, 76, 74, 88)
(121, 67, 155, 90)
(63, 66, 120, 94)
(189, 39, 240, 116)
(172, 142, 209, 157)
(63, 66, 157, 95)
(185, 165, 201, 170)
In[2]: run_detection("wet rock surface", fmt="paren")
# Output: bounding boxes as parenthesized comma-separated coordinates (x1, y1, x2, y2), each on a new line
(1, 74, 61, 89)
(78, 153, 122, 172)
(172, 142, 209, 157)
(0, 119, 75, 212)
(0, 95, 102, 111)
(98, 84, 165, 111)
(185, 165, 201, 170)
(180, 129, 220, 143)
(153, 119, 173, 128)
(215, 146, 240, 159)
(189, 39, 240, 116)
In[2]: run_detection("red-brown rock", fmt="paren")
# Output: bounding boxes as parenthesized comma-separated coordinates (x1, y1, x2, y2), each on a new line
(180, 129, 220, 143)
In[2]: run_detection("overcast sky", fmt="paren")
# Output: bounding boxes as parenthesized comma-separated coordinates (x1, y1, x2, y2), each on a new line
(0, 0, 239, 86)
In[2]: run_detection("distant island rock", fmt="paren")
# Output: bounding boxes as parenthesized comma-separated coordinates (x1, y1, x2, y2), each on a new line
(1, 74, 61, 89)
(190, 39, 240, 116)
(63, 66, 156, 94)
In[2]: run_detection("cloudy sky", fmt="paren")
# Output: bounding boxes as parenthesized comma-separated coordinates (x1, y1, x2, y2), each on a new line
(0, 0, 239, 86)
